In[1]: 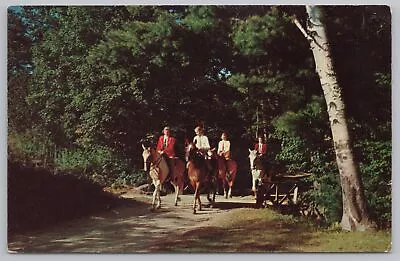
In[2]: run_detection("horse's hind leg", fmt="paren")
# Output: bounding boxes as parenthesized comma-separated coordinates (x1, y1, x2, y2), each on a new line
(223, 180, 229, 199)
(193, 185, 198, 214)
(207, 181, 216, 207)
(197, 189, 202, 211)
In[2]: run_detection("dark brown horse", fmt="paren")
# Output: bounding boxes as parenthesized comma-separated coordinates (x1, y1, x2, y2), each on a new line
(185, 143, 216, 214)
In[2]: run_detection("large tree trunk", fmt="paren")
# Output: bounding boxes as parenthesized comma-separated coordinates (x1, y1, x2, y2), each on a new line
(295, 6, 376, 231)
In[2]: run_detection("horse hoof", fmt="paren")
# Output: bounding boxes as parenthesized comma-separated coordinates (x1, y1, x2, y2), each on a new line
(156, 205, 161, 209)
(174, 203, 178, 206)
(193, 209, 196, 214)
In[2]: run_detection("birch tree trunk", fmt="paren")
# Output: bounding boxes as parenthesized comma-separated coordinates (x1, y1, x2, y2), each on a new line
(294, 6, 376, 231)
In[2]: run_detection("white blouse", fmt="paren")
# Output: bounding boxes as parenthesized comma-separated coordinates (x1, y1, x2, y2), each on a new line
(193, 135, 210, 150)
(218, 140, 230, 153)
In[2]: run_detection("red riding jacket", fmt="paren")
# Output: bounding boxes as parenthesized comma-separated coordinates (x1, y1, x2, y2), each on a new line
(156, 135, 176, 158)
(254, 143, 267, 155)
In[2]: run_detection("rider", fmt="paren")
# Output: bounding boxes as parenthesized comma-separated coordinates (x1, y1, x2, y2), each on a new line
(254, 136, 268, 169)
(156, 126, 176, 179)
(193, 126, 214, 178)
(193, 126, 210, 155)
(217, 132, 231, 171)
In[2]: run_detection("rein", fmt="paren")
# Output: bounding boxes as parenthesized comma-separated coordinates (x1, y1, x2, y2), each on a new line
(146, 149, 164, 175)
(149, 153, 163, 169)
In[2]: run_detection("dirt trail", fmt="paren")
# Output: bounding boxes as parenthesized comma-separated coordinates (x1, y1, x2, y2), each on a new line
(8, 192, 256, 253)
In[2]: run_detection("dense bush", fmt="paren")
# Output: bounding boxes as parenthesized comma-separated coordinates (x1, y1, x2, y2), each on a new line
(8, 131, 148, 188)
(8, 130, 54, 164)
(271, 98, 349, 225)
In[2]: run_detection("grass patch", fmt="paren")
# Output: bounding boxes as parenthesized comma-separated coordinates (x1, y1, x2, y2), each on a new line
(150, 208, 391, 253)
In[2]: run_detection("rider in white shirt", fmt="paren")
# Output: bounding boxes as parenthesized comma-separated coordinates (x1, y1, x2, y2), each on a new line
(217, 132, 231, 160)
(193, 126, 210, 155)
(193, 126, 214, 176)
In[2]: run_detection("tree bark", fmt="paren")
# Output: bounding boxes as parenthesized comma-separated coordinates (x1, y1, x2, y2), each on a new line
(294, 6, 376, 231)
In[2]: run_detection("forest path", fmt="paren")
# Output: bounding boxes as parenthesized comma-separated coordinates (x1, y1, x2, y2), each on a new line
(8, 192, 256, 253)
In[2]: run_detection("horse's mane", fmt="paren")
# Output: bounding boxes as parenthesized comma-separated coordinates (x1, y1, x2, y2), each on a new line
(187, 143, 205, 168)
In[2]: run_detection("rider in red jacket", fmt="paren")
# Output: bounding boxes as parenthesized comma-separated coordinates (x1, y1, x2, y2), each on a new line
(156, 126, 176, 179)
(156, 126, 176, 158)
(254, 136, 267, 156)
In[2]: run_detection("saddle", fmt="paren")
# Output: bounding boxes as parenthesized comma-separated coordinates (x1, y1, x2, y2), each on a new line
(162, 154, 178, 182)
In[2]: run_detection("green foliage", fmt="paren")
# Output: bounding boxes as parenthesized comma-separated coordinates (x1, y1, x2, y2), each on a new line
(183, 6, 218, 33)
(272, 97, 342, 224)
(55, 145, 148, 187)
(357, 140, 391, 228)
(55, 146, 111, 171)
(232, 8, 288, 56)
(8, 130, 55, 165)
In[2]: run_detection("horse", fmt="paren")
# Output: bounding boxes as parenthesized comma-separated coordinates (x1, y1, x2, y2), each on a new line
(248, 149, 270, 199)
(185, 142, 216, 214)
(208, 149, 238, 198)
(142, 144, 186, 210)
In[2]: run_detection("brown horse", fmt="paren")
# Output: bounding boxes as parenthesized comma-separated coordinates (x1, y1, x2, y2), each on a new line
(142, 144, 186, 210)
(185, 142, 216, 214)
(208, 150, 238, 198)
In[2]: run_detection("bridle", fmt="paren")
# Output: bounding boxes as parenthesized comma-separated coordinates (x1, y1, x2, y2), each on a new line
(249, 151, 261, 170)
(144, 148, 163, 172)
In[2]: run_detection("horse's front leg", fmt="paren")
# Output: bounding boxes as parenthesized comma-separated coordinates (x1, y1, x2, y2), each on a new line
(151, 184, 158, 210)
(153, 182, 161, 210)
(252, 172, 257, 194)
(172, 183, 180, 206)
(252, 170, 260, 198)
(156, 186, 162, 209)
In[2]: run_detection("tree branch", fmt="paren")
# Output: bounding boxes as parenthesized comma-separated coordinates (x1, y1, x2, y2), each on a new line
(293, 17, 326, 51)
(293, 17, 312, 41)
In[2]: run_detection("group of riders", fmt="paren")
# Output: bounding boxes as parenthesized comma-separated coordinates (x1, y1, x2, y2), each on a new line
(155, 125, 268, 185)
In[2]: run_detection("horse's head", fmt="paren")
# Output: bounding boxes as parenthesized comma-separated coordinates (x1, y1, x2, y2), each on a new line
(185, 142, 197, 161)
(142, 144, 152, 171)
(248, 149, 258, 170)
